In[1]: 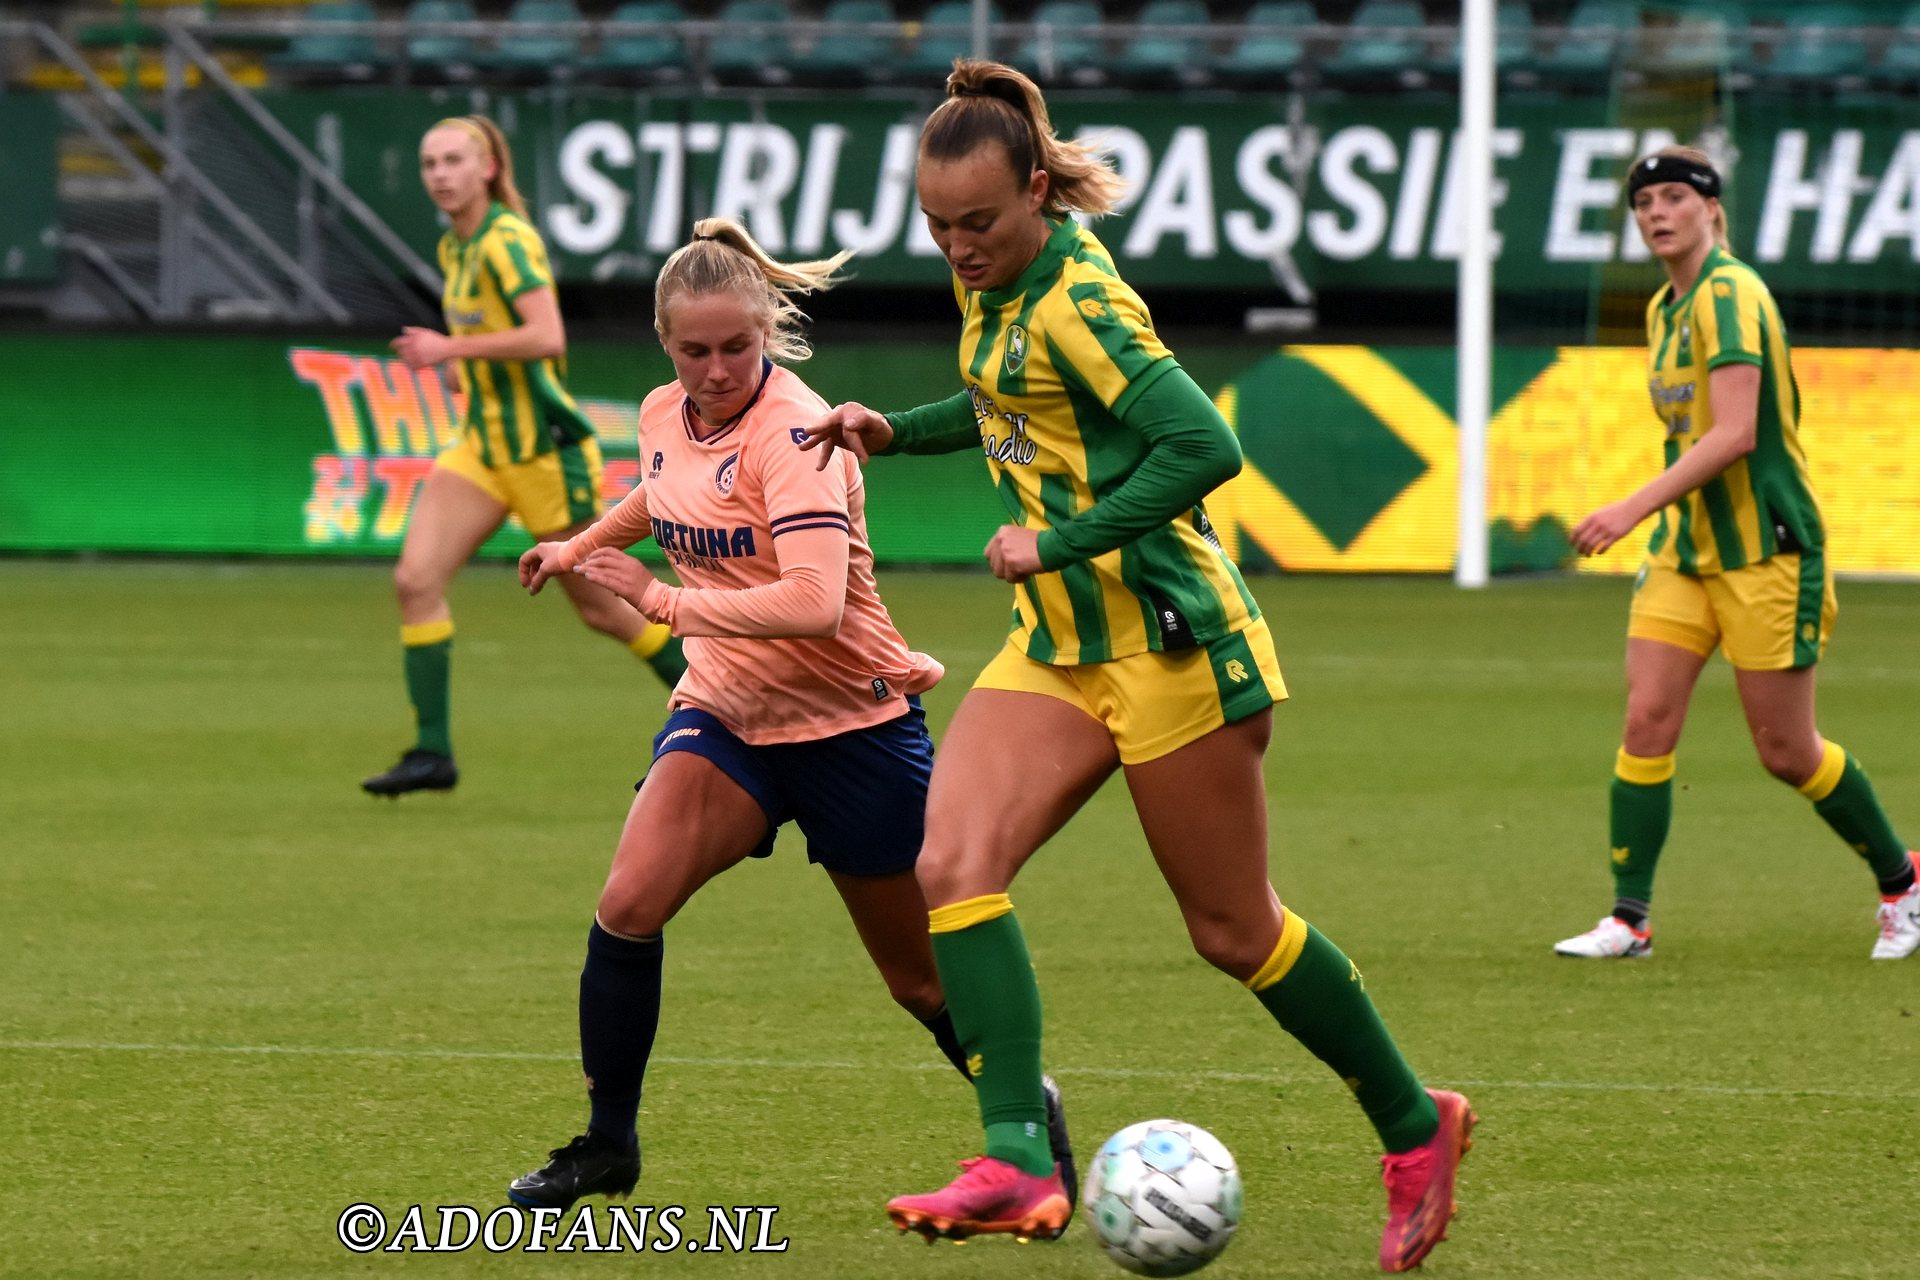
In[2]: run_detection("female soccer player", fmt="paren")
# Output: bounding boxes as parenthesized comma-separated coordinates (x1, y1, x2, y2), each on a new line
(503, 218, 1072, 1212)
(1553, 147, 1919, 961)
(803, 61, 1473, 1272)
(362, 114, 685, 797)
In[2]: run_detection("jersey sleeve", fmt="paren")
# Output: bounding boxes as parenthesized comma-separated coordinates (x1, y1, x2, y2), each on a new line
(754, 408, 855, 545)
(482, 219, 555, 302)
(1048, 276, 1177, 419)
(1697, 272, 1765, 370)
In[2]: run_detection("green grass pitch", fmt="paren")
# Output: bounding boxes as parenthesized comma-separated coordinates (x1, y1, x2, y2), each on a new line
(2, 560, 1915, 1278)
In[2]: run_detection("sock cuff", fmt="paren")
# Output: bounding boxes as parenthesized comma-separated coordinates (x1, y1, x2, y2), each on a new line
(1244, 907, 1309, 991)
(1797, 739, 1847, 800)
(628, 622, 673, 660)
(1615, 748, 1676, 785)
(402, 619, 454, 647)
(928, 893, 1013, 934)
(590, 916, 662, 950)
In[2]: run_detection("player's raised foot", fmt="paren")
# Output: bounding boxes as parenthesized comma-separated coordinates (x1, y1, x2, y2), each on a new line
(361, 748, 458, 797)
(1041, 1074, 1078, 1216)
(1870, 855, 1920, 960)
(507, 1132, 640, 1211)
(886, 1156, 1072, 1243)
(1379, 1089, 1477, 1273)
(1553, 915, 1651, 958)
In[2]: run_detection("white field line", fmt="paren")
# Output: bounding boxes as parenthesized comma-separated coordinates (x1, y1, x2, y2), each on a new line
(0, 1038, 1913, 1102)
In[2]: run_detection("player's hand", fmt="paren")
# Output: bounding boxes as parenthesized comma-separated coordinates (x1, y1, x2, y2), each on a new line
(392, 327, 454, 369)
(518, 541, 570, 594)
(984, 525, 1044, 584)
(575, 546, 660, 610)
(801, 402, 894, 471)
(1570, 501, 1641, 556)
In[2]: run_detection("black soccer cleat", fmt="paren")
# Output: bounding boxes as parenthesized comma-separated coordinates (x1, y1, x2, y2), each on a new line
(1042, 1073, 1079, 1217)
(361, 749, 458, 797)
(507, 1132, 641, 1211)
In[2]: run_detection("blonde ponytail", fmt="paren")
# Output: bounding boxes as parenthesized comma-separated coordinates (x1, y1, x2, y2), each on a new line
(432, 114, 529, 221)
(654, 217, 852, 363)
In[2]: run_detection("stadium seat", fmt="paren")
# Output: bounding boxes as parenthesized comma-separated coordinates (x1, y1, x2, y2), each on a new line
(791, 0, 900, 84)
(487, 0, 585, 74)
(271, 0, 384, 82)
(1012, 0, 1109, 86)
(591, 0, 689, 80)
(1875, 4, 1920, 88)
(1217, 0, 1314, 88)
(707, 0, 793, 85)
(1325, 0, 1431, 88)
(1433, 2, 1536, 77)
(1643, 1, 1751, 74)
(1537, 0, 1638, 87)
(405, 0, 480, 77)
(1113, 0, 1215, 87)
(1765, 4, 1869, 84)
(902, 0, 1005, 80)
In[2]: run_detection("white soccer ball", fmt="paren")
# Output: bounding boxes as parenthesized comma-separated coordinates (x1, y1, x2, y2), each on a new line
(1082, 1119, 1242, 1277)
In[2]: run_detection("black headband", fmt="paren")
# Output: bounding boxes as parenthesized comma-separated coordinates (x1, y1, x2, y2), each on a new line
(1626, 154, 1722, 202)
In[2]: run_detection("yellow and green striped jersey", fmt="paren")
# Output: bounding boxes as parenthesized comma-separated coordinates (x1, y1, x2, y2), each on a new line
(437, 202, 593, 466)
(957, 219, 1259, 665)
(1643, 247, 1823, 575)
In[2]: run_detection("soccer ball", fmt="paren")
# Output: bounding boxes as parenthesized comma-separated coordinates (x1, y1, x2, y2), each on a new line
(1082, 1119, 1242, 1277)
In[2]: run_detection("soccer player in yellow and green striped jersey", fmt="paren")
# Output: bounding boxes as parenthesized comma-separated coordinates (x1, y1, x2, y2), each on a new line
(1557, 147, 1917, 961)
(804, 62, 1474, 1271)
(362, 116, 685, 797)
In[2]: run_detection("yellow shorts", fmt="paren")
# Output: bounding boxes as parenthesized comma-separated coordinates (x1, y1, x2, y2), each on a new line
(1628, 554, 1836, 671)
(433, 433, 603, 537)
(974, 616, 1289, 765)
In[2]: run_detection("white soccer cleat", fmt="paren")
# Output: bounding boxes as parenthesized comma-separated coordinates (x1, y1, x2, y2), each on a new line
(1871, 873, 1920, 960)
(1553, 916, 1652, 958)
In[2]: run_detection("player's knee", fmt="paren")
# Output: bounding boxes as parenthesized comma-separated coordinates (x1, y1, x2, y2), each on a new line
(1188, 922, 1267, 983)
(595, 879, 668, 938)
(1756, 737, 1820, 786)
(392, 560, 439, 611)
(1622, 703, 1683, 755)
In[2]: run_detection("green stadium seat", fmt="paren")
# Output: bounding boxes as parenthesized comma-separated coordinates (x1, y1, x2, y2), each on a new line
(1113, 0, 1215, 87)
(1765, 5, 1869, 83)
(1643, 1, 1751, 75)
(405, 0, 479, 74)
(792, 0, 900, 84)
(708, 0, 792, 84)
(1433, 2, 1536, 76)
(591, 0, 689, 79)
(902, 1, 1004, 80)
(1325, 0, 1431, 87)
(1217, 0, 1314, 88)
(272, 0, 384, 81)
(1876, 4, 1920, 87)
(487, 0, 586, 73)
(1012, 0, 1108, 86)
(1537, 0, 1638, 86)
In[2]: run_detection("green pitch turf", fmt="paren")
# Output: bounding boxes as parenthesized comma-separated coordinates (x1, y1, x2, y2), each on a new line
(2, 560, 1915, 1278)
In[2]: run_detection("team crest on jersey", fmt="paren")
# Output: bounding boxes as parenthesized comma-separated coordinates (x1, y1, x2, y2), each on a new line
(1004, 324, 1029, 375)
(714, 450, 740, 497)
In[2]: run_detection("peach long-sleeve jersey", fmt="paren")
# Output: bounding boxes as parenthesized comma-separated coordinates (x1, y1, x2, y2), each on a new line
(558, 361, 942, 745)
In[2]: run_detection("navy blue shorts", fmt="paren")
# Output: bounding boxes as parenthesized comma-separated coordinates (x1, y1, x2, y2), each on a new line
(642, 698, 933, 878)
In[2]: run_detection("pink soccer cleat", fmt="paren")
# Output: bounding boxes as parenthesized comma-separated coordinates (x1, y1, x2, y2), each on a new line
(886, 1156, 1072, 1243)
(1378, 1088, 1477, 1272)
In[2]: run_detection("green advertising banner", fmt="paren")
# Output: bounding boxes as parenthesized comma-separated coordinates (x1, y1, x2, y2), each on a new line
(262, 88, 1920, 293)
(5, 335, 1917, 577)
(0, 96, 60, 283)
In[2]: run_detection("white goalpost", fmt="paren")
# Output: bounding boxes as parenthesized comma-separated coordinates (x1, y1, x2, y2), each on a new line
(1456, 0, 1495, 589)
